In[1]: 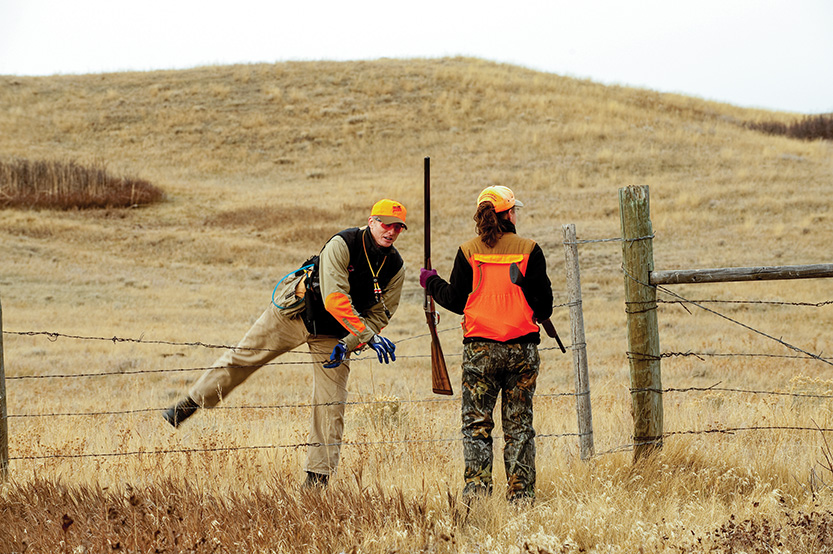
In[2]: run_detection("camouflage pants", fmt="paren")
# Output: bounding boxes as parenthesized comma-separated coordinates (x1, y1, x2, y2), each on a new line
(461, 341, 539, 500)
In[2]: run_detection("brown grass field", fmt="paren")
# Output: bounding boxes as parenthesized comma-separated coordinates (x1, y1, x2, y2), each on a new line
(1, 57, 833, 552)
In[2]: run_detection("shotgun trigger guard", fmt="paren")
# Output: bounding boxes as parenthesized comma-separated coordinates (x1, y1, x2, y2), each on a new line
(424, 308, 440, 326)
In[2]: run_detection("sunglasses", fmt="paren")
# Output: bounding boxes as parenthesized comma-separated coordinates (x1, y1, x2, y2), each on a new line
(372, 217, 405, 232)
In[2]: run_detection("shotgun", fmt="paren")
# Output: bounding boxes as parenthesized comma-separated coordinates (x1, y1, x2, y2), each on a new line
(424, 157, 453, 395)
(509, 262, 567, 353)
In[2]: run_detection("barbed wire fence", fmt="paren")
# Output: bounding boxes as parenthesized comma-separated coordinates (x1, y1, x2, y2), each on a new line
(619, 184, 833, 460)
(0, 303, 591, 470)
(0, 224, 613, 471)
(2, 284, 832, 466)
(2, 201, 833, 475)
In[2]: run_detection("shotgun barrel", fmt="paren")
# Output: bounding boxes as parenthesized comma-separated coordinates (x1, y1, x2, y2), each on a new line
(424, 157, 453, 395)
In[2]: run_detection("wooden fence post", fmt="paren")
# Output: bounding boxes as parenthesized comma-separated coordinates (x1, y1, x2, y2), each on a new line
(619, 186, 663, 461)
(562, 224, 594, 459)
(1, 297, 8, 481)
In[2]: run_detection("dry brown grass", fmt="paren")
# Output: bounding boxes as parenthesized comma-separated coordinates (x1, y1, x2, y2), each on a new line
(0, 157, 165, 209)
(0, 475, 464, 553)
(1, 57, 833, 552)
(747, 113, 833, 141)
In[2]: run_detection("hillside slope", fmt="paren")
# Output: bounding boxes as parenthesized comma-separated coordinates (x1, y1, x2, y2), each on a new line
(1, 55, 830, 338)
(2, 56, 833, 554)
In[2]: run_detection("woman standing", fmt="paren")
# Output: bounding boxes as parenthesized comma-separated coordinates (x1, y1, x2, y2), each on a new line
(420, 186, 553, 502)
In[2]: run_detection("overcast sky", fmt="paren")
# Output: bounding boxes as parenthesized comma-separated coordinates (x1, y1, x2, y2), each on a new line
(1, 0, 831, 114)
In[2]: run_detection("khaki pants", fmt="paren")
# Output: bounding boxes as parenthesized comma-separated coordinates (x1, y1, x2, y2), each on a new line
(189, 304, 350, 475)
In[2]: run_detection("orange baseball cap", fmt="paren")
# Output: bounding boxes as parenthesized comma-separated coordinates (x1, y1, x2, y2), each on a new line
(371, 199, 407, 229)
(476, 186, 523, 213)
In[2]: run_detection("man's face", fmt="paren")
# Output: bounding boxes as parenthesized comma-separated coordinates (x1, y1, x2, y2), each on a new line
(368, 216, 404, 248)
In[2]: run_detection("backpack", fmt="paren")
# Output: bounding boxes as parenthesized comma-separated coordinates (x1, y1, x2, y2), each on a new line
(271, 255, 318, 317)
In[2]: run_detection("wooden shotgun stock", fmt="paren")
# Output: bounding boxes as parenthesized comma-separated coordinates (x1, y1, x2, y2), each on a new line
(424, 157, 453, 395)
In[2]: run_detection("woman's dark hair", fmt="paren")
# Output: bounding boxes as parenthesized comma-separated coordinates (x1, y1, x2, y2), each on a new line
(474, 202, 510, 248)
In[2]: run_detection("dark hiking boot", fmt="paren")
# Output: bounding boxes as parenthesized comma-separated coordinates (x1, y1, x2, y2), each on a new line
(303, 471, 329, 488)
(462, 482, 492, 511)
(507, 491, 535, 507)
(163, 397, 200, 428)
(462, 481, 492, 499)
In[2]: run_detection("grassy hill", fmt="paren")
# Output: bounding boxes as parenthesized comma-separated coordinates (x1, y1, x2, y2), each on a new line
(1, 57, 832, 552)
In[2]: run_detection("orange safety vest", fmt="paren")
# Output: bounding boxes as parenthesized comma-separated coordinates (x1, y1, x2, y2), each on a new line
(460, 233, 538, 341)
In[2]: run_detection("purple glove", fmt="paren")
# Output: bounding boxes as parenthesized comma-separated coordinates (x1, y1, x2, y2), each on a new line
(419, 268, 438, 289)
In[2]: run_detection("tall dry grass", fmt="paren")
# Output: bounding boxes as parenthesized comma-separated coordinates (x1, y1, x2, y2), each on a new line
(0, 157, 165, 209)
(747, 113, 833, 141)
(1, 57, 833, 552)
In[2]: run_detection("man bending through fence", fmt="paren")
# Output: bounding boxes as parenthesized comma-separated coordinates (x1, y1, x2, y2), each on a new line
(163, 199, 407, 488)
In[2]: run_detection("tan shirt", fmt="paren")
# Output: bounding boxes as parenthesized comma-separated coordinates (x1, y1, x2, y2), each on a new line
(319, 228, 405, 351)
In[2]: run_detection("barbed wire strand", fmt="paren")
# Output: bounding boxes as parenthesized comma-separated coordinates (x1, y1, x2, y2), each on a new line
(659, 298, 833, 308)
(1, 298, 575, 352)
(621, 265, 833, 368)
(7, 359, 318, 380)
(594, 425, 833, 457)
(4, 352, 452, 381)
(5, 233, 832, 464)
(3, 325, 460, 352)
(631, 381, 833, 399)
(3, 321, 576, 380)
(4, 342, 574, 381)
(8, 432, 586, 461)
(658, 284, 833, 367)
(5, 390, 582, 419)
(562, 233, 655, 245)
(10, 424, 830, 462)
(661, 351, 833, 362)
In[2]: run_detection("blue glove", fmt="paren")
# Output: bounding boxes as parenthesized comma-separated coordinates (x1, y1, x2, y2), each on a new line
(368, 335, 396, 364)
(419, 268, 438, 289)
(324, 342, 348, 368)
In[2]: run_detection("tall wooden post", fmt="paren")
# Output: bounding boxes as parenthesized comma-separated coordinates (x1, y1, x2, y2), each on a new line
(619, 186, 663, 461)
(562, 224, 594, 459)
(0, 297, 8, 480)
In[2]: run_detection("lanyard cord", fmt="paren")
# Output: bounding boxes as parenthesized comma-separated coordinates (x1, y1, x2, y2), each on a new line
(362, 229, 391, 317)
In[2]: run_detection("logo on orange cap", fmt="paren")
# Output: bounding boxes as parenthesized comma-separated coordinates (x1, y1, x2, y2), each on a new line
(371, 199, 407, 229)
(476, 186, 523, 213)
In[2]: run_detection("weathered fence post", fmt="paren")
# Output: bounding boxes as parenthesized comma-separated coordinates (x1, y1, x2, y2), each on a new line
(619, 186, 663, 461)
(1, 297, 8, 481)
(562, 224, 594, 459)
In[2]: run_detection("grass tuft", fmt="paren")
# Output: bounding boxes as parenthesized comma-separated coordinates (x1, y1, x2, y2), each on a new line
(746, 113, 833, 141)
(0, 476, 460, 553)
(0, 157, 165, 209)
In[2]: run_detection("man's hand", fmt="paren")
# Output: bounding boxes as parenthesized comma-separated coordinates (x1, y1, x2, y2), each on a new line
(419, 268, 438, 289)
(324, 342, 348, 368)
(368, 335, 396, 364)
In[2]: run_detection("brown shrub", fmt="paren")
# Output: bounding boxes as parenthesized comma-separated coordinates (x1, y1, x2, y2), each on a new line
(0, 158, 165, 209)
(747, 113, 833, 141)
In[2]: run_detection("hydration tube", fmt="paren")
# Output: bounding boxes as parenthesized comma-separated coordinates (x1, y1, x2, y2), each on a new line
(271, 263, 315, 309)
